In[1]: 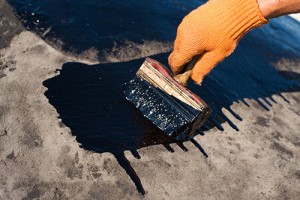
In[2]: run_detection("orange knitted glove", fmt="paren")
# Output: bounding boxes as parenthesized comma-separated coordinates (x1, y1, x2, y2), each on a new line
(169, 0, 268, 84)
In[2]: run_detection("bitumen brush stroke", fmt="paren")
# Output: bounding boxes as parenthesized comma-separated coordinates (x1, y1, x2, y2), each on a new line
(7, 0, 194, 57)
(44, 44, 300, 155)
(44, 15, 300, 157)
(42, 12, 300, 195)
(43, 42, 300, 194)
(44, 57, 176, 153)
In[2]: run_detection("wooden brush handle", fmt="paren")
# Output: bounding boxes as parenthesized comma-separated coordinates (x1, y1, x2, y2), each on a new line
(174, 56, 199, 86)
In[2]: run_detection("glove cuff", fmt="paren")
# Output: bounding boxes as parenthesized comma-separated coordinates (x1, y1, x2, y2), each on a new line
(211, 0, 268, 41)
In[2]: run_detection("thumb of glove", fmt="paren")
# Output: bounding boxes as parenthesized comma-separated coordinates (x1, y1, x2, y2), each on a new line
(191, 50, 228, 84)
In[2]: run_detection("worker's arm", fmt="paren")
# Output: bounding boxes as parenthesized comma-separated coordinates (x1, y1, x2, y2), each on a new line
(169, 0, 300, 85)
(260, 0, 300, 19)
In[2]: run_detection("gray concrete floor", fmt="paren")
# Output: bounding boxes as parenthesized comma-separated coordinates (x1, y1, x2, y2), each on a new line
(0, 1, 300, 199)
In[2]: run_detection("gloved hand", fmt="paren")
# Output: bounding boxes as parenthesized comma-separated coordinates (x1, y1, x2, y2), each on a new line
(169, 0, 268, 84)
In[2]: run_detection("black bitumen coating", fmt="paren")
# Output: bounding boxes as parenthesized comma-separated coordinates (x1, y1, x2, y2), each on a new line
(7, 0, 192, 55)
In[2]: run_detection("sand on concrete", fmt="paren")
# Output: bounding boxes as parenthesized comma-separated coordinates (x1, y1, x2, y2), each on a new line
(0, 1, 300, 199)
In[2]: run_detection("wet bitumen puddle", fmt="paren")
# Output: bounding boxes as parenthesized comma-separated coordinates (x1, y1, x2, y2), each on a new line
(43, 46, 300, 194)
(43, 55, 208, 194)
(43, 18, 300, 196)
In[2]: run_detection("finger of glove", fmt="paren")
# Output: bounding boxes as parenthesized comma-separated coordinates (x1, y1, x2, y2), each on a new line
(168, 47, 204, 75)
(191, 50, 226, 84)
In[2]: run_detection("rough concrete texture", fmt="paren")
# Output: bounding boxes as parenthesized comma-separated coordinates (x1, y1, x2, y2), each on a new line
(1, 2, 300, 200)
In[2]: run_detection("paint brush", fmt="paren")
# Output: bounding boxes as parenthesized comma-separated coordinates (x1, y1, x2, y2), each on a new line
(123, 57, 211, 141)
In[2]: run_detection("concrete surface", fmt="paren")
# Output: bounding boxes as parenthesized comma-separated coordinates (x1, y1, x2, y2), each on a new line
(290, 13, 300, 22)
(0, 0, 300, 199)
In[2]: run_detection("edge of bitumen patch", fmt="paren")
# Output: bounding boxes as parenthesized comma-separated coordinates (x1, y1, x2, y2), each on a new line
(0, 0, 24, 50)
